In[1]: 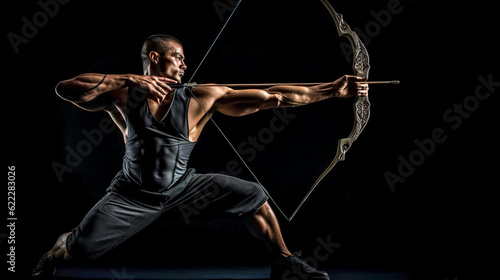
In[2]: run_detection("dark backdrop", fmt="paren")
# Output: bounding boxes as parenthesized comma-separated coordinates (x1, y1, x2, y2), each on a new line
(2, 0, 498, 279)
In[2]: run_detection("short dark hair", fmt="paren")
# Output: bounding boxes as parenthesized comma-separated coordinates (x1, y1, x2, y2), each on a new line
(141, 34, 182, 72)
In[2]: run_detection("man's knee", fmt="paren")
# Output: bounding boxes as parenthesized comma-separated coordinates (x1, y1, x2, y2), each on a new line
(255, 201, 272, 216)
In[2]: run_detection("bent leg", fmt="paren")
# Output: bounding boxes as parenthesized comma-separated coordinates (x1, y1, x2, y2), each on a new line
(247, 202, 330, 280)
(172, 173, 291, 263)
(244, 202, 291, 264)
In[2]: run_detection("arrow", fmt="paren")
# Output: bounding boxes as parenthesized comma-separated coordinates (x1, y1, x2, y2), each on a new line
(169, 80, 400, 88)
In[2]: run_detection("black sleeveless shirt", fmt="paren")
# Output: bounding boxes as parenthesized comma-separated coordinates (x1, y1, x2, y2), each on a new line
(113, 87, 197, 196)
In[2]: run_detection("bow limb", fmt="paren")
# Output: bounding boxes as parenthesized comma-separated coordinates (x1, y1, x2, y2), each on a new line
(288, 0, 371, 221)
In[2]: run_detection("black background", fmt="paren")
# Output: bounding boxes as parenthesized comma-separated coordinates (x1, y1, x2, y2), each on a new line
(2, 0, 498, 279)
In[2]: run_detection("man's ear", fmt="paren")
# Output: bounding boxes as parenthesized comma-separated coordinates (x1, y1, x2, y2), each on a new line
(149, 51, 160, 65)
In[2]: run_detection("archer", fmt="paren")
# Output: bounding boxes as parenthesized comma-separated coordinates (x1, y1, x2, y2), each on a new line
(33, 35, 368, 280)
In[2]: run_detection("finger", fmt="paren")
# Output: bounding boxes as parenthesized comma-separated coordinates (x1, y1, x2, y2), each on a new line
(150, 79, 169, 93)
(158, 86, 169, 98)
(157, 76, 178, 85)
(151, 77, 174, 92)
(357, 85, 369, 96)
(355, 80, 368, 86)
(156, 89, 165, 101)
(348, 75, 365, 82)
(154, 90, 166, 103)
(166, 78, 178, 84)
(158, 81, 174, 93)
(148, 83, 166, 101)
(149, 91, 162, 103)
(356, 83, 369, 89)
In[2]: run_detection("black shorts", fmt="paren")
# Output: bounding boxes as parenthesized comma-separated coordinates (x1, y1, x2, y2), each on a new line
(66, 171, 268, 260)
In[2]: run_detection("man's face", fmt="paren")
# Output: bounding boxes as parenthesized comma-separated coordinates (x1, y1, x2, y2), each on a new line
(156, 42, 187, 83)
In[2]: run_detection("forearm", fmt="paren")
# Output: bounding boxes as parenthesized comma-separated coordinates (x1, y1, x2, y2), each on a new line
(267, 75, 365, 108)
(55, 73, 131, 103)
(267, 83, 337, 108)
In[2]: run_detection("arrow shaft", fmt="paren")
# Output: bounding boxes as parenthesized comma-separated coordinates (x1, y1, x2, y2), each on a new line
(170, 80, 400, 88)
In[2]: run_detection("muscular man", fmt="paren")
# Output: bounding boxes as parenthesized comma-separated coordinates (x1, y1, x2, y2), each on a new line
(33, 35, 368, 280)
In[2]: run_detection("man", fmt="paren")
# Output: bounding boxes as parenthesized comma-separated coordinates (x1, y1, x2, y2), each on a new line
(33, 35, 368, 280)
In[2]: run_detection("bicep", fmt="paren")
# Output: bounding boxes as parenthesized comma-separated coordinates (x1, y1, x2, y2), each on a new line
(215, 88, 278, 117)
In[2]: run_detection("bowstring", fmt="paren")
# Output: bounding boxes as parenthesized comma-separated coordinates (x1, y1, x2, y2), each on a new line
(187, 0, 240, 84)
(185, 0, 290, 221)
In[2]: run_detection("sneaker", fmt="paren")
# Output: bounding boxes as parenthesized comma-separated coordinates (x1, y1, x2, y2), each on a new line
(270, 252, 330, 280)
(32, 253, 55, 279)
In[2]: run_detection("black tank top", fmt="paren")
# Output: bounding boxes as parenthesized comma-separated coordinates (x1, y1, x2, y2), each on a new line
(117, 87, 197, 195)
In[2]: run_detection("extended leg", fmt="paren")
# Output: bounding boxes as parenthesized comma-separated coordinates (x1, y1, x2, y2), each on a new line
(33, 191, 163, 279)
(32, 232, 72, 279)
(49, 232, 72, 261)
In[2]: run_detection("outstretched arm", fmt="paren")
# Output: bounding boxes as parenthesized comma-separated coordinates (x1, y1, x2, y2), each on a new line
(211, 75, 368, 117)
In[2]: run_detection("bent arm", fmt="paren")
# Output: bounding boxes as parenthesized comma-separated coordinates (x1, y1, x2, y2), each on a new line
(55, 73, 130, 104)
(55, 73, 178, 111)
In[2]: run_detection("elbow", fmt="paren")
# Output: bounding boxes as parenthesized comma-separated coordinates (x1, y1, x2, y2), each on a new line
(55, 80, 72, 101)
(55, 80, 85, 103)
(257, 89, 279, 110)
(54, 81, 67, 99)
(264, 93, 281, 109)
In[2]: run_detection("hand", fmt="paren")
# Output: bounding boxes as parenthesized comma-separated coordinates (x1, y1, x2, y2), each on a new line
(333, 75, 369, 98)
(127, 74, 178, 102)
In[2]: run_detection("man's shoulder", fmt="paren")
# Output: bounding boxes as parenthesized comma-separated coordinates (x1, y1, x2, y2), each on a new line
(191, 84, 231, 100)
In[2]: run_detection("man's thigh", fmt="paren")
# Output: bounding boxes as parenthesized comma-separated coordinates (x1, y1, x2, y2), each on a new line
(66, 192, 163, 260)
(169, 173, 268, 223)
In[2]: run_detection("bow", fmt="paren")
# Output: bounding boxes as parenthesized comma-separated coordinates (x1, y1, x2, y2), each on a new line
(288, 0, 372, 220)
(186, 0, 378, 222)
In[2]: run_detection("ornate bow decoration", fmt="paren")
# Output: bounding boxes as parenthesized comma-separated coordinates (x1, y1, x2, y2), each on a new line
(185, 0, 395, 222)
